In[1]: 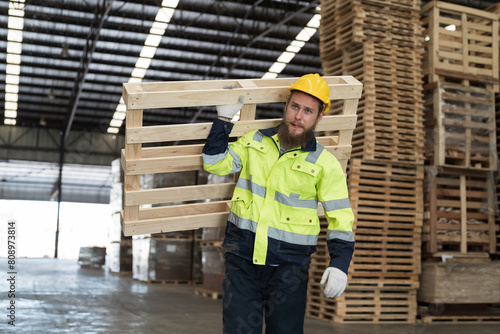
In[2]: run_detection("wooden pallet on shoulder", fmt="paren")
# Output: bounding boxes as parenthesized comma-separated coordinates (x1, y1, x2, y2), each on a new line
(121, 76, 362, 236)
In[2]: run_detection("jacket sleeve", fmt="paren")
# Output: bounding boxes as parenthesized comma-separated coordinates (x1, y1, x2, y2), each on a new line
(202, 118, 243, 175)
(317, 155, 355, 275)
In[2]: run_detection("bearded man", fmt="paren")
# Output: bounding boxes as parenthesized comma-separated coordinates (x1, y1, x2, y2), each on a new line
(202, 74, 355, 334)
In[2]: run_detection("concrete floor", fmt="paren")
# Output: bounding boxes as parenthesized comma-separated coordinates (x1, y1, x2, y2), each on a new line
(1, 258, 499, 333)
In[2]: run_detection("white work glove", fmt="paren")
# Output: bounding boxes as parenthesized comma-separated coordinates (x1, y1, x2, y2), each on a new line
(320, 267, 347, 298)
(216, 84, 245, 120)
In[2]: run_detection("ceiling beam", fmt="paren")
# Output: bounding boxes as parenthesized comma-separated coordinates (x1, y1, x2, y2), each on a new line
(63, 0, 115, 142)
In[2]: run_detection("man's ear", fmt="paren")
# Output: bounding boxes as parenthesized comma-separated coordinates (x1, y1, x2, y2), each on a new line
(316, 111, 324, 123)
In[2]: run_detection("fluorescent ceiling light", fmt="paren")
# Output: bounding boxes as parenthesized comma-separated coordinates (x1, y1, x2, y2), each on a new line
(150, 27, 167, 35)
(162, 0, 180, 8)
(277, 52, 296, 64)
(7, 29, 23, 42)
(286, 45, 301, 53)
(5, 102, 18, 110)
(116, 103, 126, 112)
(4, 119, 16, 125)
(5, 84, 19, 93)
(6, 64, 20, 75)
(307, 14, 321, 28)
(6, 53, 21, 64)
(128, 77, 142, 84)
(290, 40, 305, 48)
(140, 46, 157, 59)
(7, 41, 22, 54)
(156, 8, 175, 22)
(8, 16, 24, 30)
(109, 119, 123, 127)
(135, 57, 152, 69)
(5, 75, 20, 85)
(5, 93, 18, 102)
(262, 72, 278, 79)
(112, 111, 126, 120)
(295, 27, 316, 42)
(268, 62, 287, 73)
(107, 127, 119, 134)
(131, 68, 147, 79)
(4, 110, 17, 118)
(145, 34, 163, 47)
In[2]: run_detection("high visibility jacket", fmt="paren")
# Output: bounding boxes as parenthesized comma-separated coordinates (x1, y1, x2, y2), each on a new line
(202, 119, 355, 273)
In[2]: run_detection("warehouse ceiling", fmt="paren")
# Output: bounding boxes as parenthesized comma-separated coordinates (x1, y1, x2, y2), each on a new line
(0, 0, 497, 204)
(0, 0, 325, 203)
(1, 0, 323, 133)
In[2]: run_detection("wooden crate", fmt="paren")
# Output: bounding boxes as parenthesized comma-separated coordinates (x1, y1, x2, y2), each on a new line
(323, 43, 424, 164)
(120, 76, 362, 236)
(319, 0, 422, 59)
(306, 279, 418, 323)
(423, 167, 497, 254)
(421, 1, 499, 92)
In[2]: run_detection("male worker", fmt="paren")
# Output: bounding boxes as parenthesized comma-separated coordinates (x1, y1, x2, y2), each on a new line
(202, 74, 354, 334)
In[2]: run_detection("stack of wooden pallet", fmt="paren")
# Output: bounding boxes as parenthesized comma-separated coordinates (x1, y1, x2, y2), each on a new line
(487, 0, 500, 260)
(313, 0, 424, 323)
(497, 93, 500, 255)
(421, 1, 499, 256)
(418, 1, 500, 324)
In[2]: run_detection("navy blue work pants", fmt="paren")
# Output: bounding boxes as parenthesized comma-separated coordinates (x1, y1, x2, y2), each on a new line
(222, 252, 310, 334)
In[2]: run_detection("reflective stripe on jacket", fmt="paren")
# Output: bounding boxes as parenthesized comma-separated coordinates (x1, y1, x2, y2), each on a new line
(202, 119, 355, 274)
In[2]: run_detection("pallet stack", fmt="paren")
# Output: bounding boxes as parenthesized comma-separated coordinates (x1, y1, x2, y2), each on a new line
(497, 92, 500, 256)
(421, 1, 498, 255)
(419, 1, 500, 323)
(312, 0, 424, 323)
(487, 1, 500, 259)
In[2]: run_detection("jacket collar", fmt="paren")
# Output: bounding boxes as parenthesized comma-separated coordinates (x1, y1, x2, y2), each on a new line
(259, 125, 317, 152)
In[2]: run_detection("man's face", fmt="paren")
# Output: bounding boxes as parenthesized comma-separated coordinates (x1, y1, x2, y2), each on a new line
(278, 91, 323, 149)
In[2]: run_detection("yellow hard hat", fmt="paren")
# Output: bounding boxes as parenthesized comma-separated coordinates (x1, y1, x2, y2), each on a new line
(288, 73, 331, 113)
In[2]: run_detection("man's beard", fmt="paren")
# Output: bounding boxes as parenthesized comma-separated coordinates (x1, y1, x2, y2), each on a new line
(278, 117, 317, 150)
